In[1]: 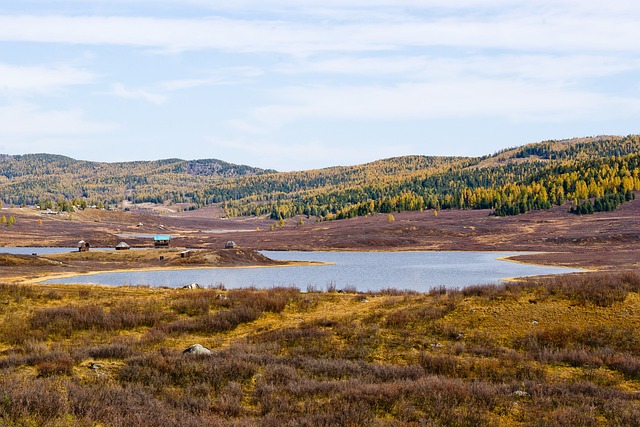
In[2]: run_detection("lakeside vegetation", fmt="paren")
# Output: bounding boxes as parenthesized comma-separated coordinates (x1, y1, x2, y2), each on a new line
(1, 272, 639, 426)
(1, 135, 640, 220)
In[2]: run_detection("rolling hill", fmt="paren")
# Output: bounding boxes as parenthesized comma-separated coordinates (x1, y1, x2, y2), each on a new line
(1, 135, 639, 219)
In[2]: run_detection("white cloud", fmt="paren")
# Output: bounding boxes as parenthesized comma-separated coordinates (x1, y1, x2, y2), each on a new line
(239, 80, 640, 131)
(0, 8, 638, 56)
(160, 78, 223, 92)
(54, 0, 640, 17)
(1, 0, 639, 169)
(283, 54, 640, 84)
(0, 63, 94, 94)
(111, 83, 167, 105)
(107, 66, 262, 104)
(159, 67, 263, 91)
(0, 103, 116, 136)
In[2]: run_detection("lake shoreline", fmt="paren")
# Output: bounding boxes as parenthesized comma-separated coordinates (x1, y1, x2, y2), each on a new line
(36, 250, 581, 291)
(1, 247, 588, 289)
(29, 261, 332, 286)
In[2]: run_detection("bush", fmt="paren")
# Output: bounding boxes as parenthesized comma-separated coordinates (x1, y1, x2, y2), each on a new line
(119, 350, 258, 391)
(87, 343, 136, 359)
(30, 302, 167, 337)
(385, 304, 450, 328)
(161, 305, 261, 335)
(541, 273, 638, 306)
(36, 354, 74, 377)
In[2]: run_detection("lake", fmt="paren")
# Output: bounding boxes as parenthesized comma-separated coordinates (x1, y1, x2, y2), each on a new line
(39, 251, 580, 291)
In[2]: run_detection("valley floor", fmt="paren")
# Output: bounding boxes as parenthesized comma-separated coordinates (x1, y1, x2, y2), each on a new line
(1, 200, 639, 425)
(1, 195, 640, 278)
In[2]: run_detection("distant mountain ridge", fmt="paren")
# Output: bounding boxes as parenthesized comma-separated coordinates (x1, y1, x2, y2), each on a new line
(0, 154, 275, 178)
(1, 135, 639, 218)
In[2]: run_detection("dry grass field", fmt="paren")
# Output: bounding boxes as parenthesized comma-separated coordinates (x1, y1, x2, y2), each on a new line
(1, 199, 640, 425)
(0, 273, 639, 426)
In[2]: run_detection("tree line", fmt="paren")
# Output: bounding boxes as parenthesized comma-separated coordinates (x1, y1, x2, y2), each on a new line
(1, 135, 639, 219)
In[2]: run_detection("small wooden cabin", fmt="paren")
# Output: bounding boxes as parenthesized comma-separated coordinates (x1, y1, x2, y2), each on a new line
(77, 240, 90, 252)
(154, 235, 170, 248)
(115, 241, 131, 251)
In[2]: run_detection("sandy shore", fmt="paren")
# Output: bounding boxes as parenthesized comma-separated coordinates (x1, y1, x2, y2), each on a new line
(27, 260, 332, 285)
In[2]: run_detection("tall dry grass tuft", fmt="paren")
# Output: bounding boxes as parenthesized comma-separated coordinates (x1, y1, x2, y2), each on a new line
(30, 301, 167, 338)
(535, 272, 640, 306)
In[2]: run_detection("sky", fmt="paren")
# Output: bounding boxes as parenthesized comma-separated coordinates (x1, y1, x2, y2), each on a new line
(0, 1, 639, 171)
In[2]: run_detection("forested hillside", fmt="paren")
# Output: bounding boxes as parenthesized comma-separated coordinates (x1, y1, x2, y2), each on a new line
(1, 135, 639, 219)
(0, 154, 274, 210)
(219, 135, 640, 219)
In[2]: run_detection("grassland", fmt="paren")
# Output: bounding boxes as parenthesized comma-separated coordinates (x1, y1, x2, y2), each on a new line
(1, 195, 639, 425)
(1, 272, 639, 426)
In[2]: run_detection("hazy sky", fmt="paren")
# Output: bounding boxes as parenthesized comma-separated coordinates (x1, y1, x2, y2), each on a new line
(1, 1, 639, 171)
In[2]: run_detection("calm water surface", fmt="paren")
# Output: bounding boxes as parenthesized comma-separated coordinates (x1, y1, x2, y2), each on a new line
(40, 251, 580, 291)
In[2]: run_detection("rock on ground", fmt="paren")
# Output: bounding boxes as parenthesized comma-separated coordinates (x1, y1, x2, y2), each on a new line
(183, 344, 212, 355)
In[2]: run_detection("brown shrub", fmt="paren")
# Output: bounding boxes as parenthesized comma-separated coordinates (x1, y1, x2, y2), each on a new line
(0, 376, 69, 424)
(66, 380, 229, 427)
(160, 305, 261, 335)
(171, 293, 214, 316)
(518, 325, 640, 355)
(418, 353, 463, 377)
(30, 301, 167, 337)
(602, 396, 640, 426)
(0, 313, 33, 345)
(536, 406, 599, 427)
(384, 304, 449, 328)
(118, 350, 257, 391)
(213, 381, 244, 417)
(36, 354, 74, 377)
(375, 287, 421, 296)
(428, 285, 448, 296)
(252, 325, 333, 358)
(605, 353, 640, 379)
(87, 343, 136, 359)
(0, 283, 39, 301)
(223, 287, 300, 313)
(542, 273, 636, 306)
(419, 352, 545, 382)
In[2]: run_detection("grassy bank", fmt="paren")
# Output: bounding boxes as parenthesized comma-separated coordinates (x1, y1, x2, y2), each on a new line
(1, 273, 639, 426)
